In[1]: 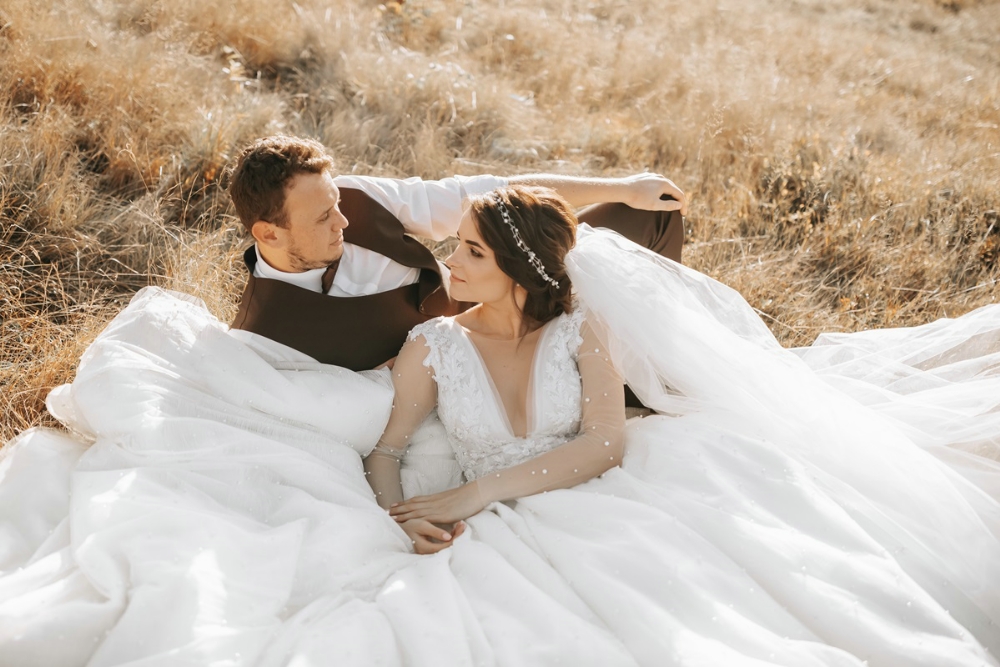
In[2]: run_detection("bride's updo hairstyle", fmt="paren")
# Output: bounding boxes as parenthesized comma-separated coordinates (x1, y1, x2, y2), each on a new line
(468, 185, 577, 334)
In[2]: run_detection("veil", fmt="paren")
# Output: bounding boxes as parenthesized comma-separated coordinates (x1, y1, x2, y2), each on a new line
(564, 224, 1000, 651)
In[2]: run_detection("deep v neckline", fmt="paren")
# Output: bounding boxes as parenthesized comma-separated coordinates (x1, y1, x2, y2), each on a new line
(455, 318, 556, 440)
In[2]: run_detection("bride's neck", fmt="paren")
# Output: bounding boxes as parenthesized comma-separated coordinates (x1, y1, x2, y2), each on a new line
(469, 296, 530, 340)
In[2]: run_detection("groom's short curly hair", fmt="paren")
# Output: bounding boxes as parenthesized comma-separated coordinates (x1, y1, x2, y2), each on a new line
(228, 135, 335, 232)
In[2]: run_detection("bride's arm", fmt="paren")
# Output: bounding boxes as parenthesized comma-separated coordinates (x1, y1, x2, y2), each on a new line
(363, 335, 437, 510)
(389, 319, 626, 524)
(365, 335, 465, 553)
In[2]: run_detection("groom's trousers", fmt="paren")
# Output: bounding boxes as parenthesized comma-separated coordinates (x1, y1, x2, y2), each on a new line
(576, 204, 684, 263)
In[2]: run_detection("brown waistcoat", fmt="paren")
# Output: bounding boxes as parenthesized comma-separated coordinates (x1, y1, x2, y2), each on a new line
(231, 188, 468, 370)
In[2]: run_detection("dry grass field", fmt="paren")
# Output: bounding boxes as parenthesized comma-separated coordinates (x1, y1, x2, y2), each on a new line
(1, 0, 998, 443)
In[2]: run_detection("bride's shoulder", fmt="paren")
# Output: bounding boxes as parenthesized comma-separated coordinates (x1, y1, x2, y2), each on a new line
(405, 317, 464, 376)
(562, 300, 588, 330)
(549, 303, 588, 353)
(566, 300, 587, 328)
(407, 316, 460, 347)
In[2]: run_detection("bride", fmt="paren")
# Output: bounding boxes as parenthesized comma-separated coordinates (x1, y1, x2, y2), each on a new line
(1, 187, 998, 666)
(366, 185, 1000, 664)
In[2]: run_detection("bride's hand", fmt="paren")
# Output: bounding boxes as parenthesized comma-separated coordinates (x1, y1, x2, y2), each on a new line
(390, 482, 488, 525)
(400, 518, 467, 554)
(623, 173, 688, 216)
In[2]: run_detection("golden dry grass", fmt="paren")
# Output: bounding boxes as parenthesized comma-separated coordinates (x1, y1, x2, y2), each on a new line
(1, 0, 998, 443)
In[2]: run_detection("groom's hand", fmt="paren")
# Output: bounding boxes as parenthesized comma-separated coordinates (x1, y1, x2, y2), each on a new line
(400, 518, 466, 554)
(623, 173, 688, 216)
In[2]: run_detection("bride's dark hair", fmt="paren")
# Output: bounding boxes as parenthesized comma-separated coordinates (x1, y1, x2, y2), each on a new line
(468, 185, 577, 334)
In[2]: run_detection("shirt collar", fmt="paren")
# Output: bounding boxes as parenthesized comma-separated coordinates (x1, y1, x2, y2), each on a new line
(254, 244, 325, 293)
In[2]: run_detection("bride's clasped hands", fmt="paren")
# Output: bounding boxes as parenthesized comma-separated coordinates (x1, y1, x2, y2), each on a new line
(390, 484, 486, 531)
(395, 516, 469, 554)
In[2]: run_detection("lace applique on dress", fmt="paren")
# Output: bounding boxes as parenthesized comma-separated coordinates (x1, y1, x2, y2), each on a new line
(408, 318, 498, 477)
(411, 309, 587, 481)
(535, 306, 586, 440)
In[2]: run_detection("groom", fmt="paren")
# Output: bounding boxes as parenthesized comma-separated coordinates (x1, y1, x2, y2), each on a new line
(227, 134, 687, 370)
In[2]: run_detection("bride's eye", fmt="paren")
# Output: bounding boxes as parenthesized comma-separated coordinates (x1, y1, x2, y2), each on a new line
(470, 248, 483, 258)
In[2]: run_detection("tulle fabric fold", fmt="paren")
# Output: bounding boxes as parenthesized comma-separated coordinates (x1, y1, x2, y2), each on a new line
(565, 225, 1000, 656)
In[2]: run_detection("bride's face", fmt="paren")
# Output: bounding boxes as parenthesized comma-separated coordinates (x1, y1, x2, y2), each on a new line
(446, 210, 517, 305)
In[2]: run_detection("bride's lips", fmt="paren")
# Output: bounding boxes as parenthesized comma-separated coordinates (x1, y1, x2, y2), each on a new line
(449, 274, 466, 283)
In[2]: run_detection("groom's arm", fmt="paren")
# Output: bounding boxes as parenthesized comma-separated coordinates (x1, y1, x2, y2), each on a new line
(334, 174, 505, 242)
(335, 171, 687, 242)
(507, 173, 687, 216)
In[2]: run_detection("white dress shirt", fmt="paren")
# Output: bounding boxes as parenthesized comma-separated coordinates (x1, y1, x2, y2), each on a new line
(253, 173, 507, 296)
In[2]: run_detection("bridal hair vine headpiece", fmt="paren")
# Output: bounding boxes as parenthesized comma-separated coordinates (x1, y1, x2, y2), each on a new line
(494, 194, 561, 288)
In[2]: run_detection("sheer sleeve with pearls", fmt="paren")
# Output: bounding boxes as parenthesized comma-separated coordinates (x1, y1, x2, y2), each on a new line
(363, 334, 438, 509)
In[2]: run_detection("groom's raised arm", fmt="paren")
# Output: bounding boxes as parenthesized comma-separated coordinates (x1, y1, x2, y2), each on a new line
(507, 173, 687, 216)
(334, 174, 506, 242)
(510, 173, 687, 263)
(334, 170, 687, 243)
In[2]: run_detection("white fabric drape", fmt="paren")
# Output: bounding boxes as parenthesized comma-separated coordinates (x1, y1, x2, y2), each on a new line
(565, 224, 1000, 655)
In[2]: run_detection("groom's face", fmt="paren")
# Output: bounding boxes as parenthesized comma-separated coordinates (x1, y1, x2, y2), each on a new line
(276, 171, 349, 271)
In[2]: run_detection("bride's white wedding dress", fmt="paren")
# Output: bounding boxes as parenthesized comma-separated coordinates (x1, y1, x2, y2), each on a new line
(1, 228, 998, 666)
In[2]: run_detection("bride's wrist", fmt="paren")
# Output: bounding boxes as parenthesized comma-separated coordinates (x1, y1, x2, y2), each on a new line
(468, 479, 492, 508)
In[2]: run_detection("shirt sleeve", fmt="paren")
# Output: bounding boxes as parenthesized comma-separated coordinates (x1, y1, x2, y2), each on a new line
(335, 174, 508, 241)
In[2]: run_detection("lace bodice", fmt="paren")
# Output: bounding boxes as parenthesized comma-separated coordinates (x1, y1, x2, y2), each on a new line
(408, 309, 586, 480)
